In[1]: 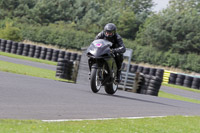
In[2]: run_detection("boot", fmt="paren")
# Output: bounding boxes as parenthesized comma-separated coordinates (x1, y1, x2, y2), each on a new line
(116, 70, 121, 83)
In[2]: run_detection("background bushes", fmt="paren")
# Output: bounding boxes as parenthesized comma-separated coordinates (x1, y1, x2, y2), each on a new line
(21, 23, 94, 49)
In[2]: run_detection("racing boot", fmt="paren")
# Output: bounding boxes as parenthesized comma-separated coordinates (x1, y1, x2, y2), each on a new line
(116, 70, 121, 83)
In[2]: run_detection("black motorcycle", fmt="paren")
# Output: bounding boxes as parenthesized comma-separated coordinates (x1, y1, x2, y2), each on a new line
(86, 39, 118, 95)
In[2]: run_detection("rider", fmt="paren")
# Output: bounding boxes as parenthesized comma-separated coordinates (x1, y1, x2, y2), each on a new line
(95, 23, 126, 83)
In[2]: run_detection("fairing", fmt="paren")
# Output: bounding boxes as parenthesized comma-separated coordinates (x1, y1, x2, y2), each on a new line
(87, 39, 112, 58)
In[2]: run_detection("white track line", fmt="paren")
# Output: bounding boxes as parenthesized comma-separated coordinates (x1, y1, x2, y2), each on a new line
(42, 116, 167, 122)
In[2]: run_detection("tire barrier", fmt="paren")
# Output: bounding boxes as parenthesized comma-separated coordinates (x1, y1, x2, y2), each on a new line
(167, 72, 200, 90)
(149, 68, 156, 76)
(34, 46, 41, 58)
(11, 42, 18, 54)
(70, 53, 78, 61)
(191, 78, 200, 89)
(64, 52, 71, 60)
(45, 48, 53, 61)
(58, 51, 65, 59)
(40, 47, 47, 59)
(0, 39, 81, 63)
(183, 76, 193, 88)
(55, 58, 79, 81)
(155, 69, 164, 79)
(138, 75, 162, 96)
(0, 39, 6, 52)
(16, 43, 24, 55)
(137, 66, 143, 73)
(129, 64, 138, 73)
(175, 74, 185, 86)
(142, 67, 150, 75)
(77, 54, 82, 61)
(28, 45, 36, 57)
(163, 70, 171, 84)
(22, 44, 30, 56)
(120, 64, 164, 96)
(168, 73, 177, 84)
(52, 50, 59, 62)
(5, 40, 12, 53)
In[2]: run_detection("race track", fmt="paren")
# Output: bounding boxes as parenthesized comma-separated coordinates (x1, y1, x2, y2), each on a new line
(1, 71, 200, 120)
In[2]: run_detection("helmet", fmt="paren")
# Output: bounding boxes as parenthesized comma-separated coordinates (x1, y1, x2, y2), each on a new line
(104, 23, 116, 38)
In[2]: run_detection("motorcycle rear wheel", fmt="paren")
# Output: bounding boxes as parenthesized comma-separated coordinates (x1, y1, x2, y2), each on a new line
(90, 68, 101, 93)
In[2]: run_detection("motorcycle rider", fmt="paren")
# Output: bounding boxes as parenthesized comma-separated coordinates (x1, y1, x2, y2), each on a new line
(95, 23, 126, 83)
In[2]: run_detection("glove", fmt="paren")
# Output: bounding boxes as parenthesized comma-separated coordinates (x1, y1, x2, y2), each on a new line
(111, 49, 117, 54)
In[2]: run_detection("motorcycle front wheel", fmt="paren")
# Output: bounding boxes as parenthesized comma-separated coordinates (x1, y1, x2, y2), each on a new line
(90, 68, 101, 93)
(104, 82, 118, 95)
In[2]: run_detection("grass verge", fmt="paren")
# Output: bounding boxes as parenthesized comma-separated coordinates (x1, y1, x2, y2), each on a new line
(0, 60, 71, 82)
(158, 91, 200, 104)
(0, 116, 200, 133)
(0, 52, 57, 66)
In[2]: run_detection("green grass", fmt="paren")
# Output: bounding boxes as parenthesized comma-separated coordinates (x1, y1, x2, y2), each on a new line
(0, 116, 200, 133)
(0, 52, 57, 66)
(162, 83, 200, 93)
(158, 91, 200, 104)
(0, 60, 71, 82)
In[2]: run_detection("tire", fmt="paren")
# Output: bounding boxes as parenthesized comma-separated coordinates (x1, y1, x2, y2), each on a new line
(191, 78, 200, 89)
(0, 43, 6, 52)
(28, 45, 36, 57)
(77, 55, 82, 61)
(130, 65, 138, 73)
(90, 68, 101, 93)
(22, 44, 30, 56)
(183, 76, 193, 88)
(40, 47, 47, 59)
(168, 73, 177, 84)
(11, 42, 18, 54)
(58, 51, 65, 59)
(70, 53, 78, 61)
(146, 89, 159, 96)
(155, 69, 164, 79)
(142, 67, 150, 75)
(64, 52, 71, 60)
(149, 68, 156, 76)
(105, 82, 118, 95)
(175, 74, 185, 86)
(34, 46, 41, 58)
(137, 66, 143, 73)
(5, 41, 12, 53)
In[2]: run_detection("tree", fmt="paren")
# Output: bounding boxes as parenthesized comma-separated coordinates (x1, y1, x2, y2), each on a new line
(135, 0, 200, 54)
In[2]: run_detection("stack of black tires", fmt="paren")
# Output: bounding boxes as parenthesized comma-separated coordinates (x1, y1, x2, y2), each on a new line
(168, 73, 200, 90)
(56, 59, 73, 80)
(0, 39, 7, 52)
(55, 58, 79, 82)
(121, 63, 164, 96)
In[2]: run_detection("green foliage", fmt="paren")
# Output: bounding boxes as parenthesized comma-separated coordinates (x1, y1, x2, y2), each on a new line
(21, 22, 94, 49)
(1, 0, 200, 73)
(0, 22, 22, 41)
(135, 0, 200, 54)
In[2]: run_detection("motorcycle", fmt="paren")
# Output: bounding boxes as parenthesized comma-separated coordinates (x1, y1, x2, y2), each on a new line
(86, 39, 118, 95)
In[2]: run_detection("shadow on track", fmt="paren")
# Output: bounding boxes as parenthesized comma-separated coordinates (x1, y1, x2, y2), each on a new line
(97, 92, 178, 108)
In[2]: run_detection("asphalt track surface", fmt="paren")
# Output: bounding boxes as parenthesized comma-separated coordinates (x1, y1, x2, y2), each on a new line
(0, 56, 200, 120)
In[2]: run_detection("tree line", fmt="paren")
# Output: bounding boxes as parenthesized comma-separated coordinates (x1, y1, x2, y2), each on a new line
(0, 0, 200, 72)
